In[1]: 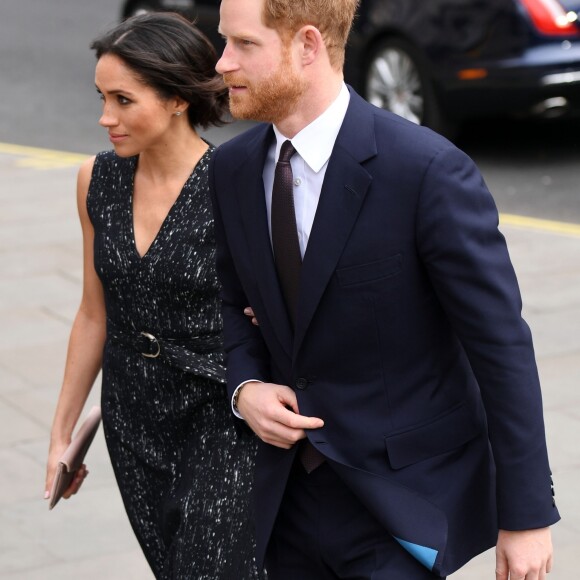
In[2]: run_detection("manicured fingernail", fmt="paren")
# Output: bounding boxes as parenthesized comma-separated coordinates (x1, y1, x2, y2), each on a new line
(44, 491, 50, 499)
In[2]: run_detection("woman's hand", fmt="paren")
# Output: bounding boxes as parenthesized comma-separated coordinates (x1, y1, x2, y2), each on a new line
(244, 306, 259, 326)
(45, 441, 89, 502)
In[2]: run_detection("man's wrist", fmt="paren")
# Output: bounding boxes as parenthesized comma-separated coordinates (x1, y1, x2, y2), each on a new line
(232, 384, 246, 413)
(231, 380, 262, 418)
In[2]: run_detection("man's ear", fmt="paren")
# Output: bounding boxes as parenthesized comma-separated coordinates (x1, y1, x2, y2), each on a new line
(297, 25, 324, 66)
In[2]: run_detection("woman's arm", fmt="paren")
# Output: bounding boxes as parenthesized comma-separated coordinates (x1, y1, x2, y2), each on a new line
(45, 156, 107, 501)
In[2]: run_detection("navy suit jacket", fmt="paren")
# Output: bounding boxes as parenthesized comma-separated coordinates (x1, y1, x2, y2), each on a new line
(209, 89, 560, 576)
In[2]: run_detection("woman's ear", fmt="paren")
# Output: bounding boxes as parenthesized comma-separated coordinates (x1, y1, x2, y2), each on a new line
(170, 96, 189, 116)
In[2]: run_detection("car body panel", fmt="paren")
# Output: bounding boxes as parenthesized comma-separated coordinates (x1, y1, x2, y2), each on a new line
(121, 0, 580, 126)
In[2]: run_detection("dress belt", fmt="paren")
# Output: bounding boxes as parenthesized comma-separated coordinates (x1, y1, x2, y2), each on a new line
(106, 319, 226, 384)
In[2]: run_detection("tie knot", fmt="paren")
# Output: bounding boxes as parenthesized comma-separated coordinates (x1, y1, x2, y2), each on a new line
(278, 140, 295, 163)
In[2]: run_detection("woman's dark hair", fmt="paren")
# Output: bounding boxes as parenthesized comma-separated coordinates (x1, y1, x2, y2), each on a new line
(91, 12, 228, 129)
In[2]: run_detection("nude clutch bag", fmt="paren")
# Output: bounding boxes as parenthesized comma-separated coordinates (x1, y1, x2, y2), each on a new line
(49, 406, 102, 510)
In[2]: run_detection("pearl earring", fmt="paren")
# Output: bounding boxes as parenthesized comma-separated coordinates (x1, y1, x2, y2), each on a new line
(175, 111, 182, 117)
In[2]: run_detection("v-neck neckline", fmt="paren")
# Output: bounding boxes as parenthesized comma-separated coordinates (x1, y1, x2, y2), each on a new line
(127, 148, 209, 261)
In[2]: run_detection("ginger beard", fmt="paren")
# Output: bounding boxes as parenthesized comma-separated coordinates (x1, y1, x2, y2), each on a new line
(223, 45, 307, 124)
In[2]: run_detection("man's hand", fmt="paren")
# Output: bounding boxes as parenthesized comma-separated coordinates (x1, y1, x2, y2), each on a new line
(236, 381, 324, 448)
(496, 528, 553, 579)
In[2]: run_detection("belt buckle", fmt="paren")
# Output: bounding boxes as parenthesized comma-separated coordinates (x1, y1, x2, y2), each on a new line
(140, 331, 161, 358)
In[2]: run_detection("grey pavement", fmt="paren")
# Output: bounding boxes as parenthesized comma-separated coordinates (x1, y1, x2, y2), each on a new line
(0, 144, 578, 579)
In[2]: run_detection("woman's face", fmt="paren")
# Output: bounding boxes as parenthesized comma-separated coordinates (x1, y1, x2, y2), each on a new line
(95, 53, 179, 157)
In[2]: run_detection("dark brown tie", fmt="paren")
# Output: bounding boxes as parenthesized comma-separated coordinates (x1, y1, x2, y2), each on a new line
(271, 140, 324, 473)
(271, 140, 301, 324)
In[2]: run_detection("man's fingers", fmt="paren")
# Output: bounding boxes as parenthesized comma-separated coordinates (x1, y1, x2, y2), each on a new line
(496, 528, 553, 580)
(257, 410, 323, 448)
(278, 407, 324, 430)
(243, 307, 259, 326)
(496, 549, 508, 579)
(275, 389, 324, 429)
(261, 425, 306, 448)
(254, 407, 320, 447)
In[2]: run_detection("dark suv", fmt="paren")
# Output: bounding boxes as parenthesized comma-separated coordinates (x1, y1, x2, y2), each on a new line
(122, 0, 580, 135)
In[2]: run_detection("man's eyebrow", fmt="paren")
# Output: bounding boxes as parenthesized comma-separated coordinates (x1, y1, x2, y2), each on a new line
(218, 25, 261, 42)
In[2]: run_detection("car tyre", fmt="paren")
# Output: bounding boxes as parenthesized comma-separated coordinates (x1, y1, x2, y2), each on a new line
(364, 37, 456, 138)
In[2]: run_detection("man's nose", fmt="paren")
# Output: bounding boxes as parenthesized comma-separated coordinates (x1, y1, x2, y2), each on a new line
(216, 42, 238, 75)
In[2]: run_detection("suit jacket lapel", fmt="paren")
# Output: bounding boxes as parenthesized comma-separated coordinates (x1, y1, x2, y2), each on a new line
(294, 93, 377, 358)
(236, 126, 294, 359)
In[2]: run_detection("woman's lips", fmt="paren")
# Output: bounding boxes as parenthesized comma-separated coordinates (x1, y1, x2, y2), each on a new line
(109, 133, 128, 144)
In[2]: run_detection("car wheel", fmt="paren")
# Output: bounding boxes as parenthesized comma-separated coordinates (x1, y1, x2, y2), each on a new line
(364, 37, 455, 137)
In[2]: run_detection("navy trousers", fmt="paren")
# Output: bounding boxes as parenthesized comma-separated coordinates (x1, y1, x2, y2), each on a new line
(265, 461, 445, 580)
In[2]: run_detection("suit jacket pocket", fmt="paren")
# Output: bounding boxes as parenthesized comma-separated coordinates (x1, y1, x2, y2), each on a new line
(337, 254, 402, 287)
(384, 402, 481, 470)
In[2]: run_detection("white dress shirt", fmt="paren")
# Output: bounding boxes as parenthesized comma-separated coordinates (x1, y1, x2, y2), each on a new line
(232, 83, 351, 417)
(265, 83, 351, 257)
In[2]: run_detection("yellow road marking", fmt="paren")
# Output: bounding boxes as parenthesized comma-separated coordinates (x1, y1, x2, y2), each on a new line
(0, 142, 89, 169)
(500, 213, 580, 238)
(1, 142, 580, 237)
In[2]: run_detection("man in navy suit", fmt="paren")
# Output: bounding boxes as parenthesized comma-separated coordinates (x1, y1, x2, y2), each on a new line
(209, 0, 560, 577)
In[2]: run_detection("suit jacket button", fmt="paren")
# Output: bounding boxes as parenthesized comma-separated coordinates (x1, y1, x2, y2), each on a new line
(296, 378, 308, 390)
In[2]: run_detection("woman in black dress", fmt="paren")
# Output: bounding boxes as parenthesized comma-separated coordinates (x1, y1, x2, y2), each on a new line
(45, 13, 262, 579)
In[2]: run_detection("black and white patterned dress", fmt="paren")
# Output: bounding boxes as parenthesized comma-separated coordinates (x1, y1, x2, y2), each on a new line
(87, 147, 262, 579)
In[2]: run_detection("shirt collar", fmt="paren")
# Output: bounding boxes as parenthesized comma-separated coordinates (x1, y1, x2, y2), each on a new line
(272, 83, 350, 173)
